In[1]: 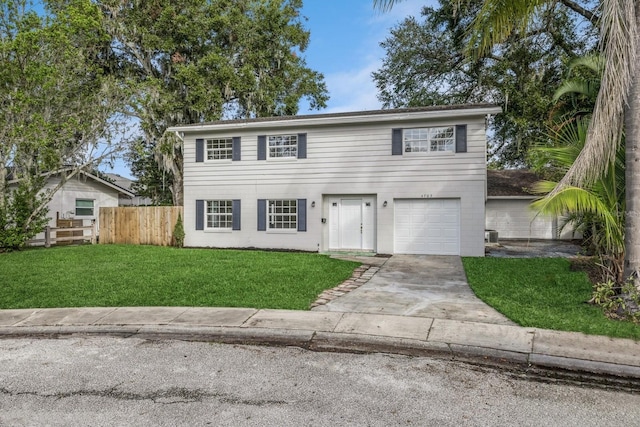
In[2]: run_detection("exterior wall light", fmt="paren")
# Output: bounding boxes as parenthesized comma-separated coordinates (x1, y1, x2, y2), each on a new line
(311, 201, 316, 207)
(383, 201, 388, 207)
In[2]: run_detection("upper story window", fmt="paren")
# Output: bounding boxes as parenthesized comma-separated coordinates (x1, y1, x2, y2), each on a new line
(404, 127, 455, 153)
(75, 199, 94, 216)
(268, 135, 297, 159)
(196, 137, 240, 162)
(206, 138, 233, 160)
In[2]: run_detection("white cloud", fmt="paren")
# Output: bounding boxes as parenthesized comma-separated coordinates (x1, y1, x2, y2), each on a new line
(322, 61, 382, 113)
(317, 0, 432, 114)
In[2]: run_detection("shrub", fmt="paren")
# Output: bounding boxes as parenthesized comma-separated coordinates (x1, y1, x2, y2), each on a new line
(172, 213, 185, 248)
(0, 181, 50, 251)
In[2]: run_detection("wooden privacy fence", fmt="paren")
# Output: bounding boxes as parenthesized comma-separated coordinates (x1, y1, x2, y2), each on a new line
(99, 206, 183, 246)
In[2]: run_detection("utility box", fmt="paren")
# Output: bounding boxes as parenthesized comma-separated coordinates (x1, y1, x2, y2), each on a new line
(485, 230, 499, 244)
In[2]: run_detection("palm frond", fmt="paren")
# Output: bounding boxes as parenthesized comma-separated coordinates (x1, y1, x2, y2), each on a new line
(553, 81, 600, 103)
(373, 0, 405, 12)
(532, 185, 624, 253)
(462, 0, 546, 57)
(566, 54, 605, 75)
(556, 0, 636, 188)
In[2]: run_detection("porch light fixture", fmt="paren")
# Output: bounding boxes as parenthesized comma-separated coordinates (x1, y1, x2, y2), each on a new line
(311, 201, 316, 207)
(383, 201, 388, 207)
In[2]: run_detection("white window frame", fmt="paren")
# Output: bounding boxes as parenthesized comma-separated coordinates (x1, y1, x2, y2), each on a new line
(404, 127, 454, 154)
(206, 138, 233, 160)
(268, 199, 297, 230)
(268, 135, 297, 159)
(75, 199, 94, 216)
(206, 200, 233, 230)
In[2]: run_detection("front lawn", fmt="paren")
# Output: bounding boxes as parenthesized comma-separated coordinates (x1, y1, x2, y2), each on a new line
(0, 245, 360, 310)
(462, 257, 640, 340)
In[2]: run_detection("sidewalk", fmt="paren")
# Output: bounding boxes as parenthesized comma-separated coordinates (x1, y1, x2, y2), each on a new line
(1, 306, 639, 382)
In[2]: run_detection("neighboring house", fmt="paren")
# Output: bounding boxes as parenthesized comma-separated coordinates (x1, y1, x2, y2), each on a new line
(105, 173, 152, 206)
(9, 170, 135, 242)
(485, 169, 576, 240)
(168, 104, 501, 256)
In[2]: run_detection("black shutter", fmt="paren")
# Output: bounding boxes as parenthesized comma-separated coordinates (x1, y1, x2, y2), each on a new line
(195, 199, 204, 230)
(455, 125, 467, 153)
(196, 139, 205, 162)
(232, 137, 241, 161)
(392, 129, 403, 155)
(232, 199, 241, 230)
(257, 199, 266, 231)
(297, 199, 307, 232)
(258, 135, 266, 160)
(297, 133, 307, 159)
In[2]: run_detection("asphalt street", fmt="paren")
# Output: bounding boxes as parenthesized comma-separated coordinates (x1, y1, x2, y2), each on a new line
(1, 337, 639, 426)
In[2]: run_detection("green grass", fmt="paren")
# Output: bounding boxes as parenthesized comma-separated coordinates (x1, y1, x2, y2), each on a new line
(0, 245, 360, 310)
(462, 257, 640, 340)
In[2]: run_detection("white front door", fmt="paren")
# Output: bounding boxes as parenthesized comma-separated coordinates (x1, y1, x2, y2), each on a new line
(329, 197, 375, 251)
(340, 199, 362, 249)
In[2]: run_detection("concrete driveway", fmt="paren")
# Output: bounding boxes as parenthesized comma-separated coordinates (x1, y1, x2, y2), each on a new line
(314, 255, 515, 325)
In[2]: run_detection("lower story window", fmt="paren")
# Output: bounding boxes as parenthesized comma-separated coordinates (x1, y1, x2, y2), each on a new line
(268, 199, 297, 229)
(75, 199, 94, 216)
(206, 200, 233, 229)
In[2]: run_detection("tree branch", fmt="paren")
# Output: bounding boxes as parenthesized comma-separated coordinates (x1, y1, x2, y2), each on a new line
(558, 0, 600, 23)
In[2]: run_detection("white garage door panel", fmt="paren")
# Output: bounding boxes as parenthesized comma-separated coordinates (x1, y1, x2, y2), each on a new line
(394, 199, 460, 255)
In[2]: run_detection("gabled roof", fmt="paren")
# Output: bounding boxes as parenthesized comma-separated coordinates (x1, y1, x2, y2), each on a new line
(168, 104, 502, 133)
(81, 171, 136, 198)
(105, 173, 136, 193)
(487, 169, 541, 198)
(8, 168, 136, 198)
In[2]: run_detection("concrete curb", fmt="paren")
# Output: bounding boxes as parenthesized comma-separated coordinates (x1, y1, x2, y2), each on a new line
(1, 307, 639, 385)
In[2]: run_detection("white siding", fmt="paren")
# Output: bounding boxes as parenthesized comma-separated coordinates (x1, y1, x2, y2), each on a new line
(485, 198, 576, 240)
(183, 112, 490, 256)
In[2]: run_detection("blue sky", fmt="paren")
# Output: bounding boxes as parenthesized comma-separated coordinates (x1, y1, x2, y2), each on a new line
(298, 0, 430, 113)
(106, 0, 432, 178)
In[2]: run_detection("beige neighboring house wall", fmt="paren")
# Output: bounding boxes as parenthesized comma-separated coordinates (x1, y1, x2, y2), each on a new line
(9, 171, 135, 243)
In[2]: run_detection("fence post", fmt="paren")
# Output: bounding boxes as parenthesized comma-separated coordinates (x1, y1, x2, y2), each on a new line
(91, 220, 97, 244)
(44, 226, 51, 248)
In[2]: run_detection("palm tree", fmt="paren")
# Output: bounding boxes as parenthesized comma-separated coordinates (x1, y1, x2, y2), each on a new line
(375, 0, 640, 287)
(532, 55, 625, 272)
(532, 118, 626, 281)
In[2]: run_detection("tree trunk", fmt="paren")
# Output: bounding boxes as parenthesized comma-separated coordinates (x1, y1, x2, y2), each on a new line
(623, 2, 640, 289)
(172, 172, 184, 207)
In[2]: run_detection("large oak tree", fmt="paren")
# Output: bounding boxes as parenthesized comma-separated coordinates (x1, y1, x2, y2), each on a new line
(97, 0, 329, 205)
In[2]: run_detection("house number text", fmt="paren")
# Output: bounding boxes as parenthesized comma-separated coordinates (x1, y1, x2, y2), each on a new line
(420, 194, 433, 198)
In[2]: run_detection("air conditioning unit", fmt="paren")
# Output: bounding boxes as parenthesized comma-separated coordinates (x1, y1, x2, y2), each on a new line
(485, 230, 499, 244)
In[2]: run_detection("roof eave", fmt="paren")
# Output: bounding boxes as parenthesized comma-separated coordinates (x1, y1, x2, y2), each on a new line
(167, 106, 502, 133)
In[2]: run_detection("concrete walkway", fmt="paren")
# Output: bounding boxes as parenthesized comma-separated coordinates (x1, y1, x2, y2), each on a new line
(1, 306, 640, 382)
(315, 255, 514, 325)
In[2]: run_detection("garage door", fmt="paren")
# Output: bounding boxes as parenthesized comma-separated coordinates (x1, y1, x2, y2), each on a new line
(394, 199, 460, 255)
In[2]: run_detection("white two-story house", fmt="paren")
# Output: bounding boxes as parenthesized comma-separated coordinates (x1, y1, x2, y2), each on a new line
(168, 105, 501, 256)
